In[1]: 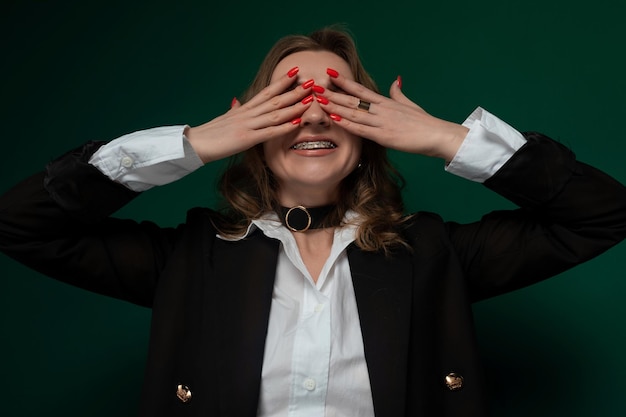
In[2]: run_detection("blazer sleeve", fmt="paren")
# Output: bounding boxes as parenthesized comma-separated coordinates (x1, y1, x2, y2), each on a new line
(0, 141, 181, 307)
(447, 132, 626, 301)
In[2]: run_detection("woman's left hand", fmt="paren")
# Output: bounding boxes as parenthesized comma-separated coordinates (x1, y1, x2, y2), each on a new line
(321, 72, 469, 162)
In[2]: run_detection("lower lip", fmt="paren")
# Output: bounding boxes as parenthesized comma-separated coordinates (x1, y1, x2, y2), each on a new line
(291, 148, 337, 156)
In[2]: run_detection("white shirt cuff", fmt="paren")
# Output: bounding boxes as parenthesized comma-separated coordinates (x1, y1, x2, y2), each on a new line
(445, 107, 526, 183)
(88, 125, 204, 192)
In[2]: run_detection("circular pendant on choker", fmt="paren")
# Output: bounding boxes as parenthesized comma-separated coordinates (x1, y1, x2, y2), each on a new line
(280, 205, 335, 232)
(284, 206, 312, 232)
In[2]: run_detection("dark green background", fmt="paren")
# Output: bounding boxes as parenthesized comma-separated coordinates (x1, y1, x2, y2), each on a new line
(1, 0, 625, 415)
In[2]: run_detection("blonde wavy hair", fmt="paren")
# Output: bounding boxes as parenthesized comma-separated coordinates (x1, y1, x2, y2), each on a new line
(216, 27, 409, 253)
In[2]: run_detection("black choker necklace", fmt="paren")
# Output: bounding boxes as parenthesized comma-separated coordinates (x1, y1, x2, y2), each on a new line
(278, 205, 336, 232)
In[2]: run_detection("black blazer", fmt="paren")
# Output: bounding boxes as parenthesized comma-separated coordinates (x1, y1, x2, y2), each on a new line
(1, 133, 626, 416)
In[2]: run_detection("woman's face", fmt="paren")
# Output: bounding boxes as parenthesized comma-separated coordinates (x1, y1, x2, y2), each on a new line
(263, 50, 362, 207)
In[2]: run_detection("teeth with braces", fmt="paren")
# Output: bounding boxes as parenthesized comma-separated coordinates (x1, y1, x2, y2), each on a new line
(291, 141, 337, 150)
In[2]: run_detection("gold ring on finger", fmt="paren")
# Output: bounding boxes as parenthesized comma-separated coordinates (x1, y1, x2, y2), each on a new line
(357, 99, 371, 112)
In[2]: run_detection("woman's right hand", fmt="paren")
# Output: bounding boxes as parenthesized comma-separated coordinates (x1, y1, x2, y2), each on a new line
(185, 67, 313, 164)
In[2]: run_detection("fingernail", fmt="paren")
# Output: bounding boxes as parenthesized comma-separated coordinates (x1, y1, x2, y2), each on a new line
(397, 75, 402, 89)
(230, 97, 237, 108)
(327, 68, 339, 78)
(301, 95, 314, 105)
(291, 117, 302, 125)
(287, 66, 299, 78)
(312, 85, 325, 94)
(316, 96, 329, 105)
(302, 79, 315, 89)
(329, 113, 342, 121)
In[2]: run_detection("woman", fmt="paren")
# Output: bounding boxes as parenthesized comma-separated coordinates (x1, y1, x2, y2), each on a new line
(1, 28, 625, 416)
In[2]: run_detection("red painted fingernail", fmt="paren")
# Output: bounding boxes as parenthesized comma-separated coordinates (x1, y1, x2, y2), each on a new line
(397, 75, 402, 89)
(316, 96, 329, 105)
(329, 113, 342, 121)
(301, 95, 314, 104)
(230, 97, 237, 108)
(287, 66, 299, 78)
(312, 85, 325, 94)
(291, 117, 302, 125)
(302, 79, 315, 89)
(327, 68, 339, 78)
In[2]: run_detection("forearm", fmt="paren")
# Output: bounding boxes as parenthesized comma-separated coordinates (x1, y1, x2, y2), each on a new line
(452, 133, 626, 300)
(89, 125, 204, 192)
(0, 141, 169, 306)
(445, 107, 527, 182)
(0, 141, 139, 253)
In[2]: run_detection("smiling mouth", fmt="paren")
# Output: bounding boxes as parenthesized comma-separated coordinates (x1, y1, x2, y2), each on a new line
(291, 141, 337, 150)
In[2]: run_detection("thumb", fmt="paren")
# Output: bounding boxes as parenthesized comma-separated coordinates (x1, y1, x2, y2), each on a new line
(389, 76, 422, 110)
(230, 97, 241, 109)
(389, 76, 409, 103)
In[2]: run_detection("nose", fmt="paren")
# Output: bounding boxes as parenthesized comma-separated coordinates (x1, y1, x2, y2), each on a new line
(300, 97, 330, 127)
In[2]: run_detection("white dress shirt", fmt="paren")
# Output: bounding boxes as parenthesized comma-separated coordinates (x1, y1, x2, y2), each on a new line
(248, 212, 372, 416)
(88, 107, 526, 416)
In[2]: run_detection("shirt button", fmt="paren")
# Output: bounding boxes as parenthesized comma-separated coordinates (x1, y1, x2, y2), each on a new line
(303, 378, 316, 391)
(314, 303, 324, 313)
(121, 156, 134, 168)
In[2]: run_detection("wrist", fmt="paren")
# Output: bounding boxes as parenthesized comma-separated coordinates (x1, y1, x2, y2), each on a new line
(433, 122, 469, 163)
(184, 125, 211, 164)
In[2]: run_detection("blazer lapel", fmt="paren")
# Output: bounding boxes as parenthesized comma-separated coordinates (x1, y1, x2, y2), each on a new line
(212, 230, 280, 416)
(348, 244, 414, 417)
